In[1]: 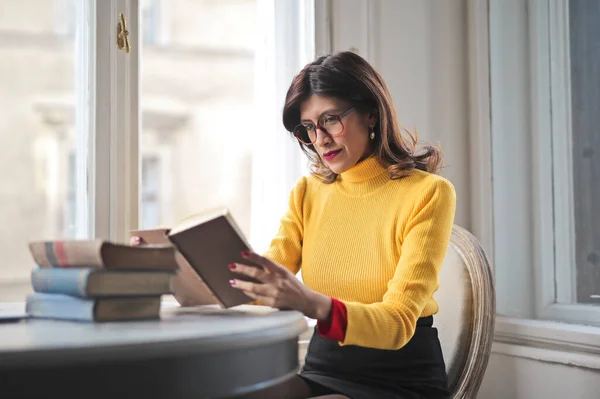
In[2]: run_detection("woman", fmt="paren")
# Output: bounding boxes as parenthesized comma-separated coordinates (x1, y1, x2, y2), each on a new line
(135, 51, 455, 399)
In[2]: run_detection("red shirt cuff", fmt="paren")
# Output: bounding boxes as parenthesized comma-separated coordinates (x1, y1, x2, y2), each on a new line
(316, 297, 347, 341)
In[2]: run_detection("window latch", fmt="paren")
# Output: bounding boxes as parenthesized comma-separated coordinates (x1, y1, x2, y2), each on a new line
(116, 13, 131, 53)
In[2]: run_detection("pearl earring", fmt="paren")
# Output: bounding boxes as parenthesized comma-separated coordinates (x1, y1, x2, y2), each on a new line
(369, 126, 375, 140)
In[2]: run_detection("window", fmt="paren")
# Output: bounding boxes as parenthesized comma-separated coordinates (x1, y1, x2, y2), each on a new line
(141, 0, 166, 46)
(139, 0, 259, 237)
(54, 0, 78, 37)
(0, 0, 93, 301)
(139, 0, 311, 251)
(0, 0, 311, 302)
(66, 151, 77, 236)
(140, 155, 161, 229)
(490, 0, 600, 326)
(566, 0, 600, 305)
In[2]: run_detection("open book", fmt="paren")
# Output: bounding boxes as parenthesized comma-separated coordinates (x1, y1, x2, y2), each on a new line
(131, 208, 262, 308)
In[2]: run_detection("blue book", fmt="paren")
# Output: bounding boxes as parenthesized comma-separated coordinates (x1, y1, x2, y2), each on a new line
(25, 293, 161, 322)
(31, 268, 173, 298)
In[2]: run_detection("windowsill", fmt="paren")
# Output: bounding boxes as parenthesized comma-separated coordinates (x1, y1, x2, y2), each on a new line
(494, 316, 600, 369)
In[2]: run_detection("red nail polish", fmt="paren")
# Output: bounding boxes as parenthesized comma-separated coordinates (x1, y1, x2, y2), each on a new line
(241, 251, 249, 257)
(229, 263, 236, 270)
(229, 279, 236, 286)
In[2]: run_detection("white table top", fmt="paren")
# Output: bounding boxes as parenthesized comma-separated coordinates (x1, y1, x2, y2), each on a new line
(0, 301, 308, 369)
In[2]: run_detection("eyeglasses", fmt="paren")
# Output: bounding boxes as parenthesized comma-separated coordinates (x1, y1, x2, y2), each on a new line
(293, 107, 356, 145)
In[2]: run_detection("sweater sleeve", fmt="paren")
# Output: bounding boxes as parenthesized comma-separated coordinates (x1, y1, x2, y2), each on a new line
(262, 177, 306, 275)
(317, 298, 348, 341)
(340, 178, 456, 350)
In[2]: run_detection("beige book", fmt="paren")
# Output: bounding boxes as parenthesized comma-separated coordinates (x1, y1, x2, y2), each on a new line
(130, 228, 221, 306)
(28, 239, 178, 271)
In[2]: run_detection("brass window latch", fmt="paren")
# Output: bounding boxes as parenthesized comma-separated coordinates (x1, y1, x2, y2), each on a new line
(116, 13, 131, 53)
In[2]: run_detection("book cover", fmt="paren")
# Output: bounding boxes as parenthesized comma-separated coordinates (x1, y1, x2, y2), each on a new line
(28, 240, 178, 271)
(166, 208, 263, 308)
(31, 268, 174, 298)
(25, 293, 161, 322)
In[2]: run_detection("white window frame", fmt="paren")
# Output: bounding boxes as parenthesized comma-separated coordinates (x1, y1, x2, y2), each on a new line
(93, 0, 139, 243)
(63, 0, 140, 244)
(482, 0, 600, 365)
(27, 0, 140, 243)
(530, 0, 595, 324)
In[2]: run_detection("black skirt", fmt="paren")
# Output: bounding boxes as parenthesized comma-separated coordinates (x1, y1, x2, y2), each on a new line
(299, 316, 449, 399)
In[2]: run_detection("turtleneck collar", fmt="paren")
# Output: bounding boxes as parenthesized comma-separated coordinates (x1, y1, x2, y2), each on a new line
(336, 156, 389, 196)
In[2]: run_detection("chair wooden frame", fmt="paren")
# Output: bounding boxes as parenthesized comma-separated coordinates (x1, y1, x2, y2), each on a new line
(446, 225, 496, 398)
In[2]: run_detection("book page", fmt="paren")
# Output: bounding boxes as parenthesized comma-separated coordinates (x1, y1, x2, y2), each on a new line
(168, 207, 230, 236)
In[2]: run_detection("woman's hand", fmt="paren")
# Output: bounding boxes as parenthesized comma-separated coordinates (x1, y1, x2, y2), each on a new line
(130, 236, 142, 246)
(230, 251, 333, 321)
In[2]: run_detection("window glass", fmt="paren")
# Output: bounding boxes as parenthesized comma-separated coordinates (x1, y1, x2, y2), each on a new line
(568, 0, 600, 305)
(0, 0, 91, 300)
(140, 0, 258, 237)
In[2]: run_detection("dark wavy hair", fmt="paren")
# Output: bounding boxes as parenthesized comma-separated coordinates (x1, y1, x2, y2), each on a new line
(282, 51, 443, 183)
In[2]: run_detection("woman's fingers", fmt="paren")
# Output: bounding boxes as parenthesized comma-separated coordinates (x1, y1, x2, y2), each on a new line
(130, 236, 142, 246)
(238, 290, 274, 307)
(229, 263, 271, 283)
(241, 251, 287, 275)
(230, 279, 278, 298)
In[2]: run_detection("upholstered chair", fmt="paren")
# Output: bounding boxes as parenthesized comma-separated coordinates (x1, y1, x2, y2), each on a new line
(433, 225, 495, 398)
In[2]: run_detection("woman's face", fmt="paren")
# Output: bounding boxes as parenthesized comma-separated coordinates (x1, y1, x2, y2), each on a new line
(299, 94, 376, 174)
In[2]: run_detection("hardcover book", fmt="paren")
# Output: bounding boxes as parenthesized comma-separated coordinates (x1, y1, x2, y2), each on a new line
(131, 208, 262, 308)
(28, 240, 178, 271)
(31, 268, 174, 298)
(26, 293, 161, 322)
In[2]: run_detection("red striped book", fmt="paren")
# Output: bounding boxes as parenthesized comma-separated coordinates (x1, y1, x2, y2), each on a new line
(28, 240, 178, 271)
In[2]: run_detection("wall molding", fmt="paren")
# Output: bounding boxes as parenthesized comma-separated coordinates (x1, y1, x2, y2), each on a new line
(313, 0, 332, 56)
(494, 316, 600, 369)
(466, 0, 494, 264)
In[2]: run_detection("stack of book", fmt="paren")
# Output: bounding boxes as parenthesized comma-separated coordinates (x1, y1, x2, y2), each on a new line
(25, 240, 179, 322)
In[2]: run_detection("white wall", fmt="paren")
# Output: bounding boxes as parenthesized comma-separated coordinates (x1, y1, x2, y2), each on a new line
(326, 0, 470, 229)
(480, 348, 600, 399)
(326, 1, 600, 398)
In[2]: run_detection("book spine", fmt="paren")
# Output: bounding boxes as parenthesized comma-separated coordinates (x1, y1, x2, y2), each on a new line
(42, 241, 69, 267)
(30, 268, 91, 298)
(25, 293, 95, 321)
(29, 241, 102, 268)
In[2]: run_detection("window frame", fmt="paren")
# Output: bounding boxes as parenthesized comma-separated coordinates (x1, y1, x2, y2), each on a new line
(530, 0, 597, 324)
(491, 0, 600, 326)
(484, 0, 600, 364)
(94, 0, 139, 243)
(0, 0, 313, 301)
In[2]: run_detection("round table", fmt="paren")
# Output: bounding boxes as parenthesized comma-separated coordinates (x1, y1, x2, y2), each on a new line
(0, 304, 308, 399)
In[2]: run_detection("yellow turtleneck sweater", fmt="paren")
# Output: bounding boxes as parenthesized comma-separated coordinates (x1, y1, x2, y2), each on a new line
(263, 156, 456, 350)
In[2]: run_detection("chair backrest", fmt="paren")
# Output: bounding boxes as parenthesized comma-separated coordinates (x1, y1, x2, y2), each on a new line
(433, 225, 495, 399)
